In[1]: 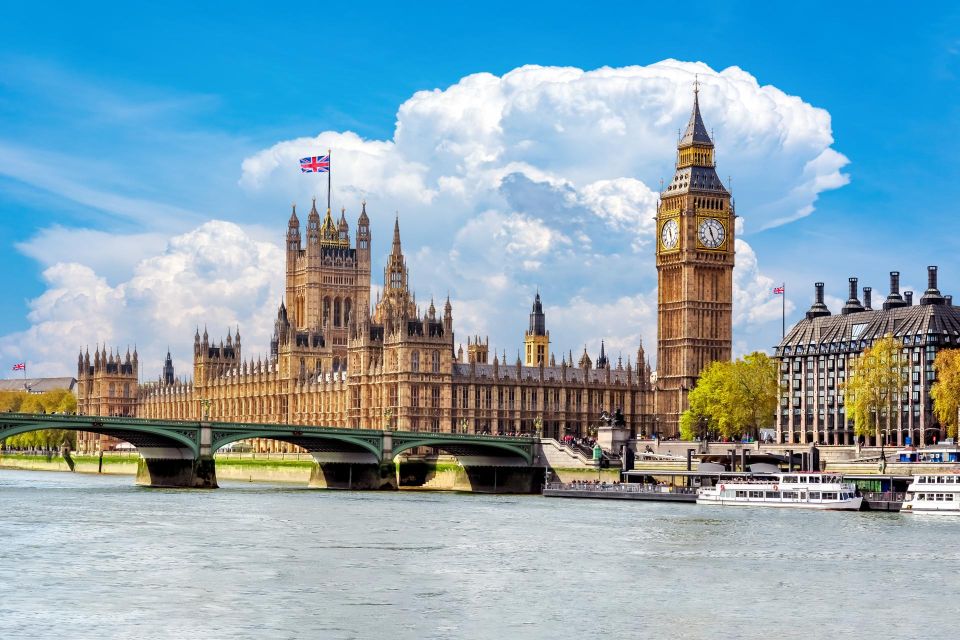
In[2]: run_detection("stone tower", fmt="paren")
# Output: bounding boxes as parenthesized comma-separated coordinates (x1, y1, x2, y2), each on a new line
(76, 345, 139, 417)
(655, 83, 735, 434)
(523, 292, 550, 366)
(285, 199, 372, 364)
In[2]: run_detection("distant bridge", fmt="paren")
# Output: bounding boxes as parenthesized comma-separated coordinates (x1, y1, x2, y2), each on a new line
(0, 413, 540, 490)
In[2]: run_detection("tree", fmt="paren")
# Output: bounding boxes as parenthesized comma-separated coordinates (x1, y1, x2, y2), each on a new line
(844, 335, 905, 444)
(679, 352, 779, 441)
(1, 389, 78, 450)
(931, 348, 960, 439)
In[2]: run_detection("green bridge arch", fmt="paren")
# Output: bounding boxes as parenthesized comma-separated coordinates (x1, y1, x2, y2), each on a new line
(0, 414, 200, 456)
(389, 436, 535, 464)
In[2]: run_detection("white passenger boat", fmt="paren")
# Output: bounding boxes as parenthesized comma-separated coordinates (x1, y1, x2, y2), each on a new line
(697, 473, 862, 510)
(901, 474, 960, 515)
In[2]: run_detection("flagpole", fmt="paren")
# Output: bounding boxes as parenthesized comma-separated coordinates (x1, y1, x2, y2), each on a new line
(781, 282, 786, 340)
(327, 148, 331, 211)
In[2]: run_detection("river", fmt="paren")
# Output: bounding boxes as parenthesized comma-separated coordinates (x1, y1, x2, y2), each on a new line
(0, 469, 955, 639)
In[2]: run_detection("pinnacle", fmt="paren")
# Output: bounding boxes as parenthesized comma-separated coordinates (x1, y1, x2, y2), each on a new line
(679, 80, 713, 147)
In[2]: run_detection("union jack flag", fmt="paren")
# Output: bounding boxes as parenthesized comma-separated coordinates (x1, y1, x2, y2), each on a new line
(299, 155, 330, 173)
(772, 286, 784, 295)
(12, 362, 25, 371)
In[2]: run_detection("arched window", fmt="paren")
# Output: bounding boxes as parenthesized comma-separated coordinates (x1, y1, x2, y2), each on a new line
(333, 357, 340, 373)
(411, 350, 420, 372)
(323, 297, 331, 325)
(432, 350, 440, 373)
(333, 298, 342, 327)
(344, 298, 352, 326)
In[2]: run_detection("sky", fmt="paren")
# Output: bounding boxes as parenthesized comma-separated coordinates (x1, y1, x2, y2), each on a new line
(1, 2, 959, 380)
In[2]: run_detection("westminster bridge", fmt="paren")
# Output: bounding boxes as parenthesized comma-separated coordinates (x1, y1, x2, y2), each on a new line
(0, 413, 543, 490)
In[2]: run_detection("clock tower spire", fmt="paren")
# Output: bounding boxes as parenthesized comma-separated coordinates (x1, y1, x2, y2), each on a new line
(655, 81, 735, 435)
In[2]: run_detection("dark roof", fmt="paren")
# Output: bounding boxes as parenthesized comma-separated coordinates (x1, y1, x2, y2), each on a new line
(776, 303, 960, 355)
(663, 165, 728, 196)
(679, 92, 713, 147)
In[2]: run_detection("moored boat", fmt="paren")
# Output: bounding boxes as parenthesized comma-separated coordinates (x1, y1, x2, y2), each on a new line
(697, 472, 862, 510)
(901, 474, 960, 515)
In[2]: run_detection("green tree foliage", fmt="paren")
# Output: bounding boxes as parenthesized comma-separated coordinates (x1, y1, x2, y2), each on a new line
(679, 351, 779, 440)
(843, 335, 905, 442)
(931, 348, 960, 438)
(0, 389, 78, 449)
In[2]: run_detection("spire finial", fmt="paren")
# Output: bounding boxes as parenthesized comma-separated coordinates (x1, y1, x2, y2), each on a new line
(694, 73, 699, 96)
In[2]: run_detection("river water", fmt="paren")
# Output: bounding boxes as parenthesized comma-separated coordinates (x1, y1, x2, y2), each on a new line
(0, 469, 955, 640)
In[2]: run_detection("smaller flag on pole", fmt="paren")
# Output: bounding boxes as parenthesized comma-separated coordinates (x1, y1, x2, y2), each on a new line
(299, 155, 330, 173)
(772, 286, 784, 295)
(12, 362, 25, 371)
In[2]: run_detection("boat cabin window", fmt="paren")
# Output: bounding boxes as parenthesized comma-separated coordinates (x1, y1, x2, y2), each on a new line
(917, 494, 925, 500)
(783, 476, 797, 483)
(809, 476, 821, 483)
(735, 491, 747, 498)
(946, 494, 955, 501)
(936, 494, 945, 501)
(765, 491, 780, 499)
(749, 491, 764, 498)
(823, 492, 837, 500)
(809, 491, 821, 499)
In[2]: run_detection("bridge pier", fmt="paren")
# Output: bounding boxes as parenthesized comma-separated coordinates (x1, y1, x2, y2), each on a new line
(308, 462, 397, 490)
(135, 449, 218, 489)
(308, 452, 397, 490)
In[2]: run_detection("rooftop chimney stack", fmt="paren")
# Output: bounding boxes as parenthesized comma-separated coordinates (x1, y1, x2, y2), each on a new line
(842, 277, 864, 315)
(946, 295, 953, 307)
(883, 271, 907, 310)
(905, 291, 913, 306)
(921, 265, 945, 305)
(863, 287, 872, 310)
(806, 282, 831, 319)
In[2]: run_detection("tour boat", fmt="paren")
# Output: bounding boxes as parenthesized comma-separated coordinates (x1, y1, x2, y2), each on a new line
(697, 473, 862, 510)
(901, 474, 960, 515)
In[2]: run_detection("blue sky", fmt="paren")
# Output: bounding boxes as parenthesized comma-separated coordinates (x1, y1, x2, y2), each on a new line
(2, 2, 959, 377)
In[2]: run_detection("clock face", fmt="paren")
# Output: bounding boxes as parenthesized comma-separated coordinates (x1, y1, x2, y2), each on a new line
(660, 218, 679, 250)
(698, 218, 725, 249)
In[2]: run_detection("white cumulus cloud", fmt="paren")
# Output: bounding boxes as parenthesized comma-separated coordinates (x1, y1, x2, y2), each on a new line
(1, 221, 283, 377)
(7, 60, 849, 376)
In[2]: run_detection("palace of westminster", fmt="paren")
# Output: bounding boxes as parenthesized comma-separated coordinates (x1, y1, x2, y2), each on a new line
(74, 89, 738, 452)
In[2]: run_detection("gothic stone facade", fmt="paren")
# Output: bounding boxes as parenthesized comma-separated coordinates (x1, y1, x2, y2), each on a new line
(77, 206, 654, 452)
(774, 268, 960, 446)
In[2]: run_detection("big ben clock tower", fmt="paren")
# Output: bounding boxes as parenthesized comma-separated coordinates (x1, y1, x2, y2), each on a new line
(655, 84, 735, 434)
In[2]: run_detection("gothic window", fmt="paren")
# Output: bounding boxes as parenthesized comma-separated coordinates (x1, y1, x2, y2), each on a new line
(411, 386, 420, 408)
(344, 298, 352, 325)
(334, 298, 342, 327)
(108, 383, 116, 398)
(432, 350, 440, 373)
(332, 357, 340, 373)
(431, 385, 440, 408)
(323, 297, 331, 324)
(411, 350, 420, 372)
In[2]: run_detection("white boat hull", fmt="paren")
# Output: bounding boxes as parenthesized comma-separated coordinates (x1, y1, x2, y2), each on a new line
(697, 496, 863, 511)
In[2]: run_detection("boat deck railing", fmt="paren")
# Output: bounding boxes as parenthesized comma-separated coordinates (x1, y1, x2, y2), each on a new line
(544, 482, 698, 495)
